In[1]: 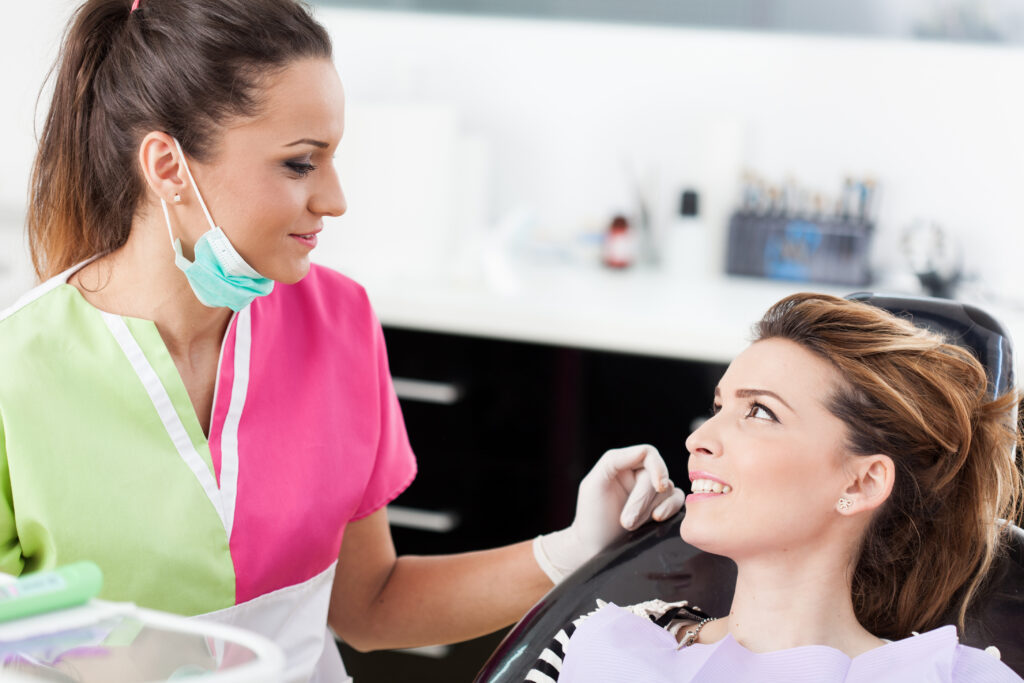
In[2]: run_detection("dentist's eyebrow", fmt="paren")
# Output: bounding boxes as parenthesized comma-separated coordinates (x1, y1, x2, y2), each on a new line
(713, 386, 794, 412)
(284, 138, 329, 148)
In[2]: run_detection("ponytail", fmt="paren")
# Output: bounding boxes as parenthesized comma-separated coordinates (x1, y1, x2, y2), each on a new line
(29, 1, 134, 279)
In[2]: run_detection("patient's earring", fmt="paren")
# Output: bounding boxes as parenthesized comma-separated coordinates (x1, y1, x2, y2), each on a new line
(837, 497, 853, 512)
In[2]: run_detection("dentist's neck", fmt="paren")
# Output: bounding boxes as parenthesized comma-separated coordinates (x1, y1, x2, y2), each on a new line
(72, 210, 233, 356)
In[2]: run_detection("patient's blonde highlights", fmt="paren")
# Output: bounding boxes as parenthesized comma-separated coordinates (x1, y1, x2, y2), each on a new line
(757, 293, 1022, 639)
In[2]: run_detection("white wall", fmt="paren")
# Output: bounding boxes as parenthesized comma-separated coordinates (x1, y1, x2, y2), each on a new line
(318, 7, 1024, 294)
(0, 0, 75, 304)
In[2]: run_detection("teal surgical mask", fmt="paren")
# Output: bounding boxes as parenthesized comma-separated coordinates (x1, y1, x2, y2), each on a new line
(160, 138, 274, 312)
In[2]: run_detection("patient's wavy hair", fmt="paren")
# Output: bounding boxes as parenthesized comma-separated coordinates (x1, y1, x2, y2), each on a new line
(756, 293, 1023, 639)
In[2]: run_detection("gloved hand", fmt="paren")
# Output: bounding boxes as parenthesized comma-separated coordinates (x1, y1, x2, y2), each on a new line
(533, 444, 686, 584)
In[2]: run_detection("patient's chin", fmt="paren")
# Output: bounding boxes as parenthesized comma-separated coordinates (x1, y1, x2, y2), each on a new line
(679, 515, 720, 555)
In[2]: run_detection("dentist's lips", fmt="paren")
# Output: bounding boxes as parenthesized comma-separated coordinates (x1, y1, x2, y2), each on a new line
(290, 229, 321, 249)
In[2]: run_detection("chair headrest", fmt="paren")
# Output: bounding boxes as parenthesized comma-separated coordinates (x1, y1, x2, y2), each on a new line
(847, 292, 1015, 399)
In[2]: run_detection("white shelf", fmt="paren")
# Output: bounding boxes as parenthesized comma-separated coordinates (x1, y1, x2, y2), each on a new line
(339, 256, 1024, 370)
(346, 258, 861, 364)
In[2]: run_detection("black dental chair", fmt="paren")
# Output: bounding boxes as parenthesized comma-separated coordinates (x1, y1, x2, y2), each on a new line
(475, 293, 1024, 681)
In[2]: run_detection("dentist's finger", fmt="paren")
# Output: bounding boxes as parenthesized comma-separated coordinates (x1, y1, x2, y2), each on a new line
(597, 444, 654, 477)
(595, 444, 670, 492)
(639, 445, 671, 493)
(620, 470, 675, 530)
(652, 488, 686, 520)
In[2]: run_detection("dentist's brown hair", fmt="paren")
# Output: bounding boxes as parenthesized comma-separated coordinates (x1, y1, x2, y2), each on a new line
(27, 0, 332, 280)
(756, 293, 1022, 639)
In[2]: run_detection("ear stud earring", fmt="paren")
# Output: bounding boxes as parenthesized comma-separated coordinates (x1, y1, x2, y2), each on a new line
(837, 497, 853, 512)
(171, 193, 182, 204)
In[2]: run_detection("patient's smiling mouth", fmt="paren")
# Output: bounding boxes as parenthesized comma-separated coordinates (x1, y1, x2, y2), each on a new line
(688, 471, 732, 498)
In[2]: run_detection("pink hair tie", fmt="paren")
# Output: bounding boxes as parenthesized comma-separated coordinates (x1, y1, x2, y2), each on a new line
(130, 0, 140, 12)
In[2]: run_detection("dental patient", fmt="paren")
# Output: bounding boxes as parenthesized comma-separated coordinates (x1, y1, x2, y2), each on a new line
(527, 293, 1023, 682)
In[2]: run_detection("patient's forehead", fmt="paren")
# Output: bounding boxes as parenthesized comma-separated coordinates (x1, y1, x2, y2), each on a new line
(719, 338, 842, 411)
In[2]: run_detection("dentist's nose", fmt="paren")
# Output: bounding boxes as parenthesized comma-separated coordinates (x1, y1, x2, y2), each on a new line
(312, 163, 347, 218)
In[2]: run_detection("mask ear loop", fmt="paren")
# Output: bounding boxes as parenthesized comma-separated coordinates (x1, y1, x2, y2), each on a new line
(167, 137, 265, 279)
(161, 196, 175, 246)
(171, 138, 219, 232)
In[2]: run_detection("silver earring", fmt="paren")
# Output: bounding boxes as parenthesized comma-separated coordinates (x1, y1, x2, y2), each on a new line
(837, 497, 853, 512)
(172, 193, 182, 204)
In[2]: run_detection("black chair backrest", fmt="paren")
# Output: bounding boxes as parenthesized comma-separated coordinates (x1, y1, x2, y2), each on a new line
(846, 292, 1015, 400)
(475, 293, 1024, 681)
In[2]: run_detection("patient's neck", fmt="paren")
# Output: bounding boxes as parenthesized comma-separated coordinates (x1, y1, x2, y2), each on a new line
(699, 547, 886, 658)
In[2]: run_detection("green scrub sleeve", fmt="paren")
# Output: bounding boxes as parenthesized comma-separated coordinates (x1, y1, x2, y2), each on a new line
(0, 409, 23, 576)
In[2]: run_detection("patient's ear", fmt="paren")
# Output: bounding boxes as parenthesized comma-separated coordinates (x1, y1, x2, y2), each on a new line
(839, 454, 894, 515)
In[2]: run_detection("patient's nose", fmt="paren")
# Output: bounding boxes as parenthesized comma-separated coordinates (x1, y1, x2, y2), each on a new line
(685, 415, 721, 458)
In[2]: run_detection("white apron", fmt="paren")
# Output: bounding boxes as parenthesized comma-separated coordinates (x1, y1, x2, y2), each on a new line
(190, 561, 353, 682)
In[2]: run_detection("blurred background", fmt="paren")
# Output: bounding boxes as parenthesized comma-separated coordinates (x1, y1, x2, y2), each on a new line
(2, 1, 1024, 680)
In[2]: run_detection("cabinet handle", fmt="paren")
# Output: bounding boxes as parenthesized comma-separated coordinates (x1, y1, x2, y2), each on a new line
(391, 377, 463, 405)
(387, 505, 460, 533)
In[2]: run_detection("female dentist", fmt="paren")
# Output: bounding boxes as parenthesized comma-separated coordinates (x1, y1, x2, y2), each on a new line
(0, 1, 684, 681)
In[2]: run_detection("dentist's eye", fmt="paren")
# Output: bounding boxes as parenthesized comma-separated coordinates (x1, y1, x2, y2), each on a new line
(745, 402, 777, 422)
(285, 160, 317, 177)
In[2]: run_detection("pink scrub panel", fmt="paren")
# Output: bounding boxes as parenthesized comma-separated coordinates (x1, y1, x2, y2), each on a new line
(209, 265, 417, 604)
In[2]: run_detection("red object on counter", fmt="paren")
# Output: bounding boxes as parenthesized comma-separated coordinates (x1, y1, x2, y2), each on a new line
(602, 215, 634, 269)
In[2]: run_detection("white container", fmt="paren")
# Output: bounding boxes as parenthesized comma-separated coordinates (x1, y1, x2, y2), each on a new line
(0, 599, 285, 682)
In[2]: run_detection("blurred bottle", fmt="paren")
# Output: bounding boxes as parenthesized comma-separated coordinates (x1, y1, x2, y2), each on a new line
(662, 189, 711, 279)
(602, 215, 635, 269)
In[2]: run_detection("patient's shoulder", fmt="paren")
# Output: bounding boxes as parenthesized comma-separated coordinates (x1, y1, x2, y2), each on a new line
(952, 642, 1023, 682)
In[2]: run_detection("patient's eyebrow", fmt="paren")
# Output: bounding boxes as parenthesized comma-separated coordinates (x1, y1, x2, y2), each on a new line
(736, 388, 794, 412)
(715, 386, 794, 412)
(284, 138, 329, 148)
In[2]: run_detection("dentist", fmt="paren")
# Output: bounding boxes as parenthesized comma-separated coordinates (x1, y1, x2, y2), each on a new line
(0, 1, 684, 681)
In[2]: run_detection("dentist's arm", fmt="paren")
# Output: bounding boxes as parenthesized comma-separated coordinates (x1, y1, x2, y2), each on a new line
(329, 444, 684, 651)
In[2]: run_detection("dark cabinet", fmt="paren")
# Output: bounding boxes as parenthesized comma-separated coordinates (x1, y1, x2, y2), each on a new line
(335, 326, 725, 681)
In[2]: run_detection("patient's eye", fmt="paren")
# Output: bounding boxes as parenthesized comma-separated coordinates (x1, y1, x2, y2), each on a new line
(745, 402, 777, 422)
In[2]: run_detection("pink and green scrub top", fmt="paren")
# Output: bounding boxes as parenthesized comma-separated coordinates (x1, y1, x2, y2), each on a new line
(0, 263, 417, 681)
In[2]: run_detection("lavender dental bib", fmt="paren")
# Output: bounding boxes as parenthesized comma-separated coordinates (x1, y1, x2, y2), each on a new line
(557, 603, 1019, 682)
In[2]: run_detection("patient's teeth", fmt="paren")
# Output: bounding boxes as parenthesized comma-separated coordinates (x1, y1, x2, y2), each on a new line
(689, 478, 732, 494)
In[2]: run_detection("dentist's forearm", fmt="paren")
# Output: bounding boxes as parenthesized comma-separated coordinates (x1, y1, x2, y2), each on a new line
(351, 542, 551, 651)
(328, 508, 552, 652)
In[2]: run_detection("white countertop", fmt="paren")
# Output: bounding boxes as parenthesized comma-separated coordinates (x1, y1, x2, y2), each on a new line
(345, 257, 871, 364)
(341, 254, 1024, 369)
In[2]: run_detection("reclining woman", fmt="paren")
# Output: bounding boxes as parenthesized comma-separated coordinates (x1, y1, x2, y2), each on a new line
(528, 293, 1024, 682)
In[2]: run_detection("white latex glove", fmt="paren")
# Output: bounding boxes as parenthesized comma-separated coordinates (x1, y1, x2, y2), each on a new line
(534, 444, 686, 584)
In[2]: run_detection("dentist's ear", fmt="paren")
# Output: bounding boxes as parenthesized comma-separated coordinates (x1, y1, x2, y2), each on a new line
(838, 454, 895, 515)
(138, 131, 188, 202)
